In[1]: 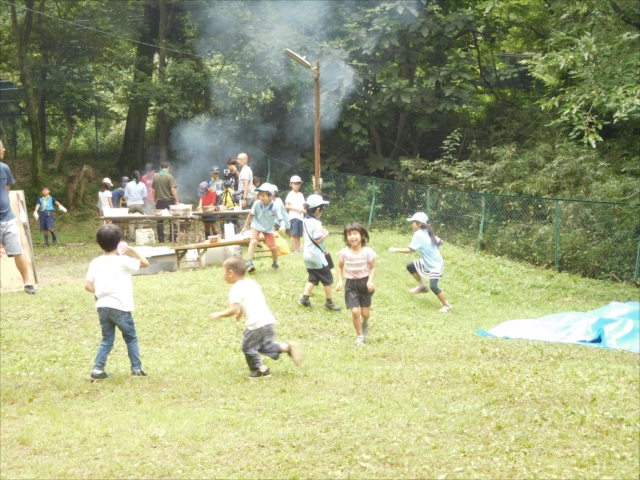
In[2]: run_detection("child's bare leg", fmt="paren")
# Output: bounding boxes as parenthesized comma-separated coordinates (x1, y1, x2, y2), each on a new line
(351, 307, 362, 335)
(436, 291, 450, 307)
(411, 272, 422, 283)
(304, 282, 315, 296)
(323, 284, 333, 300)
(361, 306, 370, 323)
(269, 246, 278, 264)
(292, 236, 300, 251)
(247, 238, 258, 259)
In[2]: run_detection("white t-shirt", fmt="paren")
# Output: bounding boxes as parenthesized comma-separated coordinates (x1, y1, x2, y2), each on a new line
(229, 278, 276, 330)
(98, 190, 112, 210)
(238, 166, 254, 200)
(86, 255, 141, 312)
(285, 191, 305, 221)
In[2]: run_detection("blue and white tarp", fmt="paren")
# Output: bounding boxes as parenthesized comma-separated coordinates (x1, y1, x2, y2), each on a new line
(477, 302, 639, 353)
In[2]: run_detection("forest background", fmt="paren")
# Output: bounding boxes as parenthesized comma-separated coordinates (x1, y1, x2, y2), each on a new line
(1, 0, 639, 208)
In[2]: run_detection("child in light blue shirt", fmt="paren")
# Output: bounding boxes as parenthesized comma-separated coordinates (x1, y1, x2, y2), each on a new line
(389, 212, 452, 312)
(241, 183, 285, 272)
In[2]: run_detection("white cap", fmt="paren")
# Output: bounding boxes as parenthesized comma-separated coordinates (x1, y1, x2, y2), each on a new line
(255, 183, 276, 195)
(102, 177, 113, 186)
(290, 175, 302, 183)
(306, 194, 329, 209)
(407, 212, 429, 224)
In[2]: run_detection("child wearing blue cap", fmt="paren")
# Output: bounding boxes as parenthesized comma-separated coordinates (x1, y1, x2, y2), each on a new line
(388, 212, 452, 312)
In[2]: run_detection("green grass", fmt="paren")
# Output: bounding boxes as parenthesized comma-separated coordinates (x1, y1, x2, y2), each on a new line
(1, 228, 638, 479)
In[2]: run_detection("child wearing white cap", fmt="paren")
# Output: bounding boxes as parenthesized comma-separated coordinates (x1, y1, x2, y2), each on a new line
(285, 175, 305, 253)
(388, 212, 452, 312)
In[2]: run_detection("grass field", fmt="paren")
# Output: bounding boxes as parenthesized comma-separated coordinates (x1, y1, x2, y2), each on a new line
(1, 223, 638, 479)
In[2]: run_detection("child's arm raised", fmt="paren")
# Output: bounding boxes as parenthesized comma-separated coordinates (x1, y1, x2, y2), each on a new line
(388, 247, 412, 253)
(210, 303, 242, 322)
(125, 245, 150, 268)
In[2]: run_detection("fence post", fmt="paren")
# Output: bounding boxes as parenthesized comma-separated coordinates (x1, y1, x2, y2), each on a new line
(12, 113, 17, 160)
(367, 179, 377, 230)
(426, 185, 431, 218)
(266, 156, 271, 183)
(634, 236, 640, 282)
(94, 113, 99, 154)
(554, 200, 560, 270)
(476, 194, 486, 252)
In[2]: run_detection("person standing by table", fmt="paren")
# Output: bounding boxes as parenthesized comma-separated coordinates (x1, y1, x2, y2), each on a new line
(209, 166, 224, 203)
(98, 178, 114, 223)
(0, 139, 37, 294)
(236, 152, 254, 209)
(140, 163, 156, 215)
(112, 177, 129, 208)
(197, 181, 218, 238)
(124, 170, 147, 241)
(152, 161, 180, 243)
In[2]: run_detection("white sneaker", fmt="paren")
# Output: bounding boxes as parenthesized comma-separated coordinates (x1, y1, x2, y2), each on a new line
(439, 305, 452, 313)
(355, 335, 365, 345)
(410, 284, 429, 294)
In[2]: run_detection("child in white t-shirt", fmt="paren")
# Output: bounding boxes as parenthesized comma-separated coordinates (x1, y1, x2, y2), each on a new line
(85, 224, 150, 379)
(285, 175, 305, 253)
(209, 257, 303, 377)
(336, 223, 377, 345)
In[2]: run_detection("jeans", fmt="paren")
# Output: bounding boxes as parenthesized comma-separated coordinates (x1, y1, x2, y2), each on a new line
(242, 324, 281, 371)
(156, 199, 176, 242)
(94, 307, 142, 371)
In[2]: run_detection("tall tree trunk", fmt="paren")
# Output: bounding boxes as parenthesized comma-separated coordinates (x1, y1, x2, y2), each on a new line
(389, 110, 412, 159)
(53, 108, 73, 168)
(118, 3, 156, 174)
(412, 127, 425, 157)
(37, 0, 47, 155)
(370, 123, 383, 157)
(157, 1, 168, 164)
(10, 0, 44, 188)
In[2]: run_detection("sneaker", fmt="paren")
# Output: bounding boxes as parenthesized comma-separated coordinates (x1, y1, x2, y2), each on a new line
(299, 296, 311, 308)
(131, 369, 148, 377)
(24, 284, 36, 295)
(272, 263, 279, 271)
(324, 301, 341, 312)
(356, 335, 365, 345)
(247, 263, 256, 273)
(410, 284, 429, 294)
(362, 320, 369, 336)
(288, 342, 303, 366)
(249, 368, 271, 378)
(90, 369, 110, 380)
(439, 305, 453, 313)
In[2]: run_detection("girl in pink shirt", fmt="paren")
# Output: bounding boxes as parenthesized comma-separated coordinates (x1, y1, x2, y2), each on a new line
(336, 222, 377, 345)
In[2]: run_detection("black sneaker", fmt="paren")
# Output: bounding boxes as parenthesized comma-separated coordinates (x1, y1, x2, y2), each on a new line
(132, 369, 148, 377)
(248, 368, 271, 378)
(24, 284, 36, 295)
(272, 263, 279, 271)
(90, 369, 110, 380)
(247, 263, 256, 273)
(299, 296, 311, 308)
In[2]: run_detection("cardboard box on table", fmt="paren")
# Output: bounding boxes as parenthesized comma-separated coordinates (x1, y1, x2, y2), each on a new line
(0, 191, 37, 292)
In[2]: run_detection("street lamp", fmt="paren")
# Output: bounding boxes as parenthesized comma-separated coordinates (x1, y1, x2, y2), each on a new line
(285, 48, 321, 193)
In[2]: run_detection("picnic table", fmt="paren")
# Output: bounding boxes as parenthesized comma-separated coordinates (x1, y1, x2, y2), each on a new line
(171, 237, 268, 270)
(100, 209, 250, 244)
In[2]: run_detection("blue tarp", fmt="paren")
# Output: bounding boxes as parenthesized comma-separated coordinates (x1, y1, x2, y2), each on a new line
(477, 302, 640, 353)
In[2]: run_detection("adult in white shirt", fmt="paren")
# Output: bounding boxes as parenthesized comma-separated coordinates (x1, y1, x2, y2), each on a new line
(237, 153, 254, 209)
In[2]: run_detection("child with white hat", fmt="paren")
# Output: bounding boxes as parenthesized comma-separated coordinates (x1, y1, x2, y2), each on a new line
(388, 212, 452, 312)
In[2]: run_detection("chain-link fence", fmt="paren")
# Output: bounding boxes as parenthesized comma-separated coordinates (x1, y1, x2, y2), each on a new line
(247, 146, 640, 283)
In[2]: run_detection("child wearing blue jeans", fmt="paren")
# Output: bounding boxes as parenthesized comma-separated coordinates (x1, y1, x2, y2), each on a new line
(85, 224, 150, 379)
(388, 212, 453, 312)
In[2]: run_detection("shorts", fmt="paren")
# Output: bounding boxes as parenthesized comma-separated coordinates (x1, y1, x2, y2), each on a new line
(202, 215, 217, 224)
(307, 266, 333, 286)
(39, 211, 54, 230)
(290, 218, 303, 237)
(345, 277, 374, 309)
(251, 228, 276, 248)
(0, 219, 24, 256)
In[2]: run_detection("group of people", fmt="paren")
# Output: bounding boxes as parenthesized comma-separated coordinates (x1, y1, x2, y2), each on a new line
(86, 169, 453, 379)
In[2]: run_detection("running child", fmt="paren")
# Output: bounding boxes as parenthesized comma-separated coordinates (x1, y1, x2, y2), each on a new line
(336, 222, 377, 345)
(299, 194, 341, 311)
(33, 186, 67, 247)
(388, 212, 452, 312)
(241, 183, 285, 272)
(285, 175, 305, 252)
(85, 224, 150, 379)
(209, 257, 303, 378)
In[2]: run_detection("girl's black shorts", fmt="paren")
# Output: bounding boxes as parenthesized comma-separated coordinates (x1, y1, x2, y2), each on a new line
(345, 276, 373, 309)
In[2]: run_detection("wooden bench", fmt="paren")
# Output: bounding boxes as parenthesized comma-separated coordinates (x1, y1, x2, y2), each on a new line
(172, 238, 269, 270)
